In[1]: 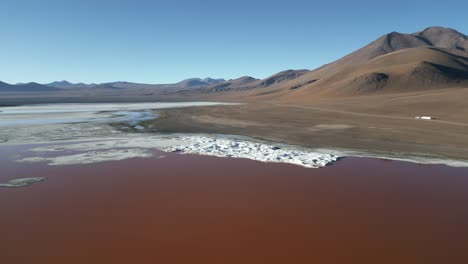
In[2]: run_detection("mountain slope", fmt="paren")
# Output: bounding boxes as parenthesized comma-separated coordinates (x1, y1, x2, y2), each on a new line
(294, 27, 467, 83)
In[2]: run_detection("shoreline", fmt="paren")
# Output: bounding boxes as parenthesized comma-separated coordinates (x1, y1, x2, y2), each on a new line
(4, 130, 468, 169)
(2, 101, 468, 169)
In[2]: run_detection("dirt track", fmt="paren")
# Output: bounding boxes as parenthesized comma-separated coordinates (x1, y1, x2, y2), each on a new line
(270, 103, 468, 127)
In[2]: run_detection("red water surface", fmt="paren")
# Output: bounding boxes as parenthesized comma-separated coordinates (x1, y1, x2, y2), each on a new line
(1, 145, 468, 264)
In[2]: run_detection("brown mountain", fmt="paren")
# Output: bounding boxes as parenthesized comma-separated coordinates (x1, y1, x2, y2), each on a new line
(291, 46, 468, 96)
(274, 27, 468, 99)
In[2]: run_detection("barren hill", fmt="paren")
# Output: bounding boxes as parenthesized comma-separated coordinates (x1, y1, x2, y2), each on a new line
(286, 47, 468, 98)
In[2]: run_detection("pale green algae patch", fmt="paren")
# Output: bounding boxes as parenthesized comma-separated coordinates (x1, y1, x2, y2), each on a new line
(0, 177, 46, 188)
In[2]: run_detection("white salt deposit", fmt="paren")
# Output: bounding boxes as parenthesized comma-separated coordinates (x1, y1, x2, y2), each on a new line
(16, 134, 339, 168)
(20, 149, 153, 166)
(162, 136, 339, 168)
(0, 177, 46, 188)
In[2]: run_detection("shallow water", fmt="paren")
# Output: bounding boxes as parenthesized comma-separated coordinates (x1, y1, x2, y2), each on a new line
(1, 144, 468, 263)
(0, 102, 234, 114)
(0, 102, 234, 126)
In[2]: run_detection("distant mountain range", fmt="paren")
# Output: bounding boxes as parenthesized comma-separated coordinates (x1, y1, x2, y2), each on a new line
(2, 26, 468, 99)
(0, 78, 227, 92)
(46, 81, 99, 89)
(0, 81, 61, 92)
(46, 78, 226, 90)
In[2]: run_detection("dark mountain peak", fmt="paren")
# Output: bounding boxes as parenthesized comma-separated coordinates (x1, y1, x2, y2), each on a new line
(372, 26, 468, 56)
(19, 82, 56, 89)
(52, 80, 72, 85)
(387, 31, 403, 37)
(380, 31, 427, 51)
(413, 26, 467, 51)
(235, 76, 257, 81)
(177, 78, 204, 87)
(108, 81, 133, 86)
(47, 80, 76, 88)
(419, 26, 466, 37)
(177, 77, 225, 88)
(258, 69, 310, 87)
(202, 78, 225, 83)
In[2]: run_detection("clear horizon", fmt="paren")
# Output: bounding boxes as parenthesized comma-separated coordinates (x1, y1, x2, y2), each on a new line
(1, 0, 467, 84)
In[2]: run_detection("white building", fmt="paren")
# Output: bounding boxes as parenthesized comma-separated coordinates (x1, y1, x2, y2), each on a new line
(415, 116, 433, 120)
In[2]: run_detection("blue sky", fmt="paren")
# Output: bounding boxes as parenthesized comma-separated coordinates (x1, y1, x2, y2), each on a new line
(1, 0, 467, 84)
